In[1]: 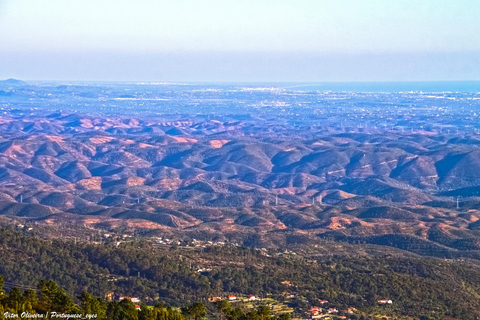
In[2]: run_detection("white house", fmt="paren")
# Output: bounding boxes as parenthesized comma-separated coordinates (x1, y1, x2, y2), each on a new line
(120, 296, 141, 303)
(327, 308, 338, 314)
(378, 298, 393, 304)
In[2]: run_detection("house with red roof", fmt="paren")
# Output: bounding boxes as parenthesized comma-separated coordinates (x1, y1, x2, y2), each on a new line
(378, 298, 393, 304)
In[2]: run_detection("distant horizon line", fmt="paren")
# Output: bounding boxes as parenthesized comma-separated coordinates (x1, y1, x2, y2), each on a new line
(4, 79, 480, 84)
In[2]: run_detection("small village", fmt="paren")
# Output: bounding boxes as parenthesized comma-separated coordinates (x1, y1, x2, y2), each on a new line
(206, 292, 393, 320)
(106, 282, 394, 320)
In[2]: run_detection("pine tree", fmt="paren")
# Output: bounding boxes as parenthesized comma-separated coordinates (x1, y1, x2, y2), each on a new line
(6, 287, 24, 312)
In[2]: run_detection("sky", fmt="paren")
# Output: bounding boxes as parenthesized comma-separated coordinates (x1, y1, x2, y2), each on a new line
(0, 0, 480, 82)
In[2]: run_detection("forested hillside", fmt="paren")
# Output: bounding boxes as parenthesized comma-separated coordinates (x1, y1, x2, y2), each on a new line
(1, 228, 480, 319)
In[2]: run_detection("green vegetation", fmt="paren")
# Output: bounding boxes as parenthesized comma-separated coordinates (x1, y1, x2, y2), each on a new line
(0, 276, 187, 320)
(214, 300, 291, 320)
(0, 277, 294, 320)
(1, 228, 480, 319)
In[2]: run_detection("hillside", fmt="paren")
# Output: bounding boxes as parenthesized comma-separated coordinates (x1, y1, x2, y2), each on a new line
(1, 228, 480, 319)
(0, 111, 479, 257)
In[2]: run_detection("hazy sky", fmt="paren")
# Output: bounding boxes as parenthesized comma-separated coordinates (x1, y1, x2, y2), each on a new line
(1, 0, 480, 82)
